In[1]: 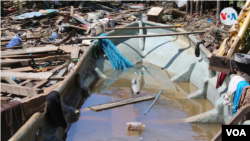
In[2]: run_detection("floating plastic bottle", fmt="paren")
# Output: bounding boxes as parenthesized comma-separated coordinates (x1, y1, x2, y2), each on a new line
(127, 122, 145, 131)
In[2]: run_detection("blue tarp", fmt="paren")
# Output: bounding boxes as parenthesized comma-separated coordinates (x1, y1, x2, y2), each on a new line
(99, 33, 133, 69)
(12, 9, 58, 20)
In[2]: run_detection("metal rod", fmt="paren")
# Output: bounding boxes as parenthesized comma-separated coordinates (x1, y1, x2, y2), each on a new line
(144, 90, 163, 115)
(105, 26, 182, 31)
(29, 54, 37, 68)
(77, 31, 205, 40)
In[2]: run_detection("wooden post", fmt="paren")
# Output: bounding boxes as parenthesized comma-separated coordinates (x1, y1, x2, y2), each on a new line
(217, 0, 221, 19)
(190, 0, 194, 15)
(186, 0, 190, 14)
(196, 0, 200, 13)
(200, 0, 205, 15)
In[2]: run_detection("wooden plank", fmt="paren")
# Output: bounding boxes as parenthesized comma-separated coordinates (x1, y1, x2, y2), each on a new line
(208, 55, 231, 74)
(4, 77, 18, 85)
(1, 53, 59, 59)
(1, 67, 33, 72)
(50, 67, 67, 85)
(77, 31, 205, 40)
(1, 46, 58, 56)
(1, 83, 43, 97)
(33, 80, 48, 89)
(49, 65, 64, 73)
(18, 80, 31, 86)
(71, 47, 80, 59)
(59, 46, 80, 53)
(105, 26, 181, 31)
(1, 55, 70, 66)
(89, 95, 155, 111)
(49, 77, 65, 80)
(1, 72, 53, 80)
(70, 6, 74, 16)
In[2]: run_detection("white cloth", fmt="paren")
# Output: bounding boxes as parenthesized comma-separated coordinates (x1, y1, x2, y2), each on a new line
(223, 75, 246, 105)
(54, 0, 59, 5)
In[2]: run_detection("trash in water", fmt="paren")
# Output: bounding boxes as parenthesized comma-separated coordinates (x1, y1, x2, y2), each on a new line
(127, 122, 146, 131)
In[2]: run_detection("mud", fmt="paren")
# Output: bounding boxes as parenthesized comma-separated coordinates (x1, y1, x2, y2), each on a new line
(65, 64, 221, 141)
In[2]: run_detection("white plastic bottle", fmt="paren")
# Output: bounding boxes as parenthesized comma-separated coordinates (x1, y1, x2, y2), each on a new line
(127, 122, 145, 131)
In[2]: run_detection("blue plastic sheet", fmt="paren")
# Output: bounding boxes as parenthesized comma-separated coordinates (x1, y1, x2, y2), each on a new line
(12, 9, 57, 20)
(6, 35, 22, 47)
(99, 33, 133, 69)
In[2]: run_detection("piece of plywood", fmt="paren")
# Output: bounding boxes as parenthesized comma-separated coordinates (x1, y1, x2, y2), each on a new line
(1, 83, 43, 97)
(1, 46, 58, 56)
(71, 47, 80, 59)
(1, 72, 53, 80)
(89, 95, 155, 111)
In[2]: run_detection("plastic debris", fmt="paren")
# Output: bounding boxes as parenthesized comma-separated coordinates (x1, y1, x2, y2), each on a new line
(51, 32, 60, 39)
(127, 122, 146, 131)
(6, 35, 22, 47)
(207, 19, 212, 23)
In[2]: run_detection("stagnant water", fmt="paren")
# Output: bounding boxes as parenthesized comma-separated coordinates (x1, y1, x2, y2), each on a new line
(64, 64, 221, 141)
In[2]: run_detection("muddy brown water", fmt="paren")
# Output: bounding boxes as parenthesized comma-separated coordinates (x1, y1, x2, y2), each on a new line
(65, 64, 221, 141)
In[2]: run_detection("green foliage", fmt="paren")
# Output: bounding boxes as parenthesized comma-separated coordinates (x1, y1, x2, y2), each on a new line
(242, 26, 250, 53)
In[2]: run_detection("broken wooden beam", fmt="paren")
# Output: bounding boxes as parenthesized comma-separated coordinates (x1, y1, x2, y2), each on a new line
(1, 67, 33, 72)
(1, 83, 43, 97)
(1, 72, 53, 80)
(77, 31, 205, 40)
(89, 95, 155, 111)
(1, 46, 58, 56)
